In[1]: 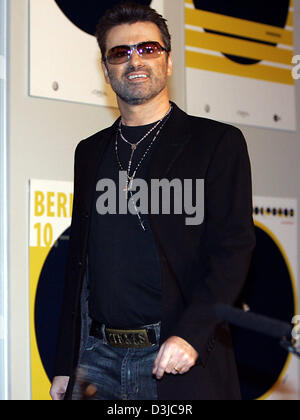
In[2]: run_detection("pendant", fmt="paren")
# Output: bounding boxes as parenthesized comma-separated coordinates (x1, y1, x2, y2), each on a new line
(123, 176, 134, 198)
(131, 144, 137, 151)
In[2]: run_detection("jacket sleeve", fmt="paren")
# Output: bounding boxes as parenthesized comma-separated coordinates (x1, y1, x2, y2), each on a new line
(170, 125, 256, 366)
(52, 140, 84, 378)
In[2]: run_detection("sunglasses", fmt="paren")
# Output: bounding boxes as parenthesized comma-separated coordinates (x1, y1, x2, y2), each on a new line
(105, 41, 169, 65)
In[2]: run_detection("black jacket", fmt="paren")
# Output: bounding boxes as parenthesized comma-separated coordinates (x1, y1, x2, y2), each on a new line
(54, 102, 256, 400)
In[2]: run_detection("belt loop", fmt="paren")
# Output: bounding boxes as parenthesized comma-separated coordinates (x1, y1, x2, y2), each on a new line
(101, 323, 108, 344)
(155, 322, 161, 343)
(153, 321, 161, 344)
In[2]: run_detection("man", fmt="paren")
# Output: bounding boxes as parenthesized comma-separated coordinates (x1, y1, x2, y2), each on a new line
(50, 2, 256, 400)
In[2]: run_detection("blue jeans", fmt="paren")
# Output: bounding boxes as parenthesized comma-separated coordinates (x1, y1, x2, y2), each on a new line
(72, 322, 160, 400)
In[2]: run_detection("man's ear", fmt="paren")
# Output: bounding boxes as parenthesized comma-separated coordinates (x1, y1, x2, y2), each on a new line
(167, 51, 173, 77)
(101, 60, 111, 85)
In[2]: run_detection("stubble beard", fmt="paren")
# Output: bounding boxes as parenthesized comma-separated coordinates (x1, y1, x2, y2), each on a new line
(107, 64, 168, 105)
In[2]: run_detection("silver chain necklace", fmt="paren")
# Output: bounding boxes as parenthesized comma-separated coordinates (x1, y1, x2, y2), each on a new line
(119, 117, 162, 151)
(115, 105, 173, 231)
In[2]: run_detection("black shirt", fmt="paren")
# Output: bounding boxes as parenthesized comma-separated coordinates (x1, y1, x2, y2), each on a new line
(88, 120, 163, 328)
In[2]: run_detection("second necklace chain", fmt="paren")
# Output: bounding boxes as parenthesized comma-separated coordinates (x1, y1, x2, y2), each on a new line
(115, 105, 173, 199)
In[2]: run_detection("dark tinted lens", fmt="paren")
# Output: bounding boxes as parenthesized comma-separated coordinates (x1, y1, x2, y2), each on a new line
(106, 42, 165, 64)
(138, 42, 163, 58)
(107, 46, 131, 64)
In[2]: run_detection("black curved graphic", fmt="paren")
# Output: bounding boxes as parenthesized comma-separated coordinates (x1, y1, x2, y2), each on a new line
(34, 228, 70, 381)
(193, 0, 290, 65)
(232, 226, 295, 400)
(54, 0, 152, 36)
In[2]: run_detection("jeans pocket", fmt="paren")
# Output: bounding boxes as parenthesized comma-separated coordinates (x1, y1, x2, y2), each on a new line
(85, 335, 98, 351)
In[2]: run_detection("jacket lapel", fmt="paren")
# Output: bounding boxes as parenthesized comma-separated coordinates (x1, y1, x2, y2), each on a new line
(146, 102, 192, 181)
(84, 119, 120, 211)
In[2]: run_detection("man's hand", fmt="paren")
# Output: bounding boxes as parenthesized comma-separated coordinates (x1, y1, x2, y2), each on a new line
(152, 336, 199, 380)
(50, 376, 70, 400)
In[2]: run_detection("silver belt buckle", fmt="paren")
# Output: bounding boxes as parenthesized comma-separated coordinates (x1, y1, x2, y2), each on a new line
(105, 327, 151, 348)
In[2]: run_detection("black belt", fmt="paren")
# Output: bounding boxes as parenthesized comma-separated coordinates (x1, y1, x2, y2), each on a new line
(90, 320, 158, 348)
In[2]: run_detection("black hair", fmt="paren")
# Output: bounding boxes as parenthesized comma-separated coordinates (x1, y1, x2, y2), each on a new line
(95, 2, 171, 59)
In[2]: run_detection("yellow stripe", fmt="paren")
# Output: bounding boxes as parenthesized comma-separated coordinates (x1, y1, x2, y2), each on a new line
(186, 30, 293, 65)
(286, 11, 293, 27)
(185, 8, 293, 46)
(186, 50, 294, 85)
(30, 246, 52, 400)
